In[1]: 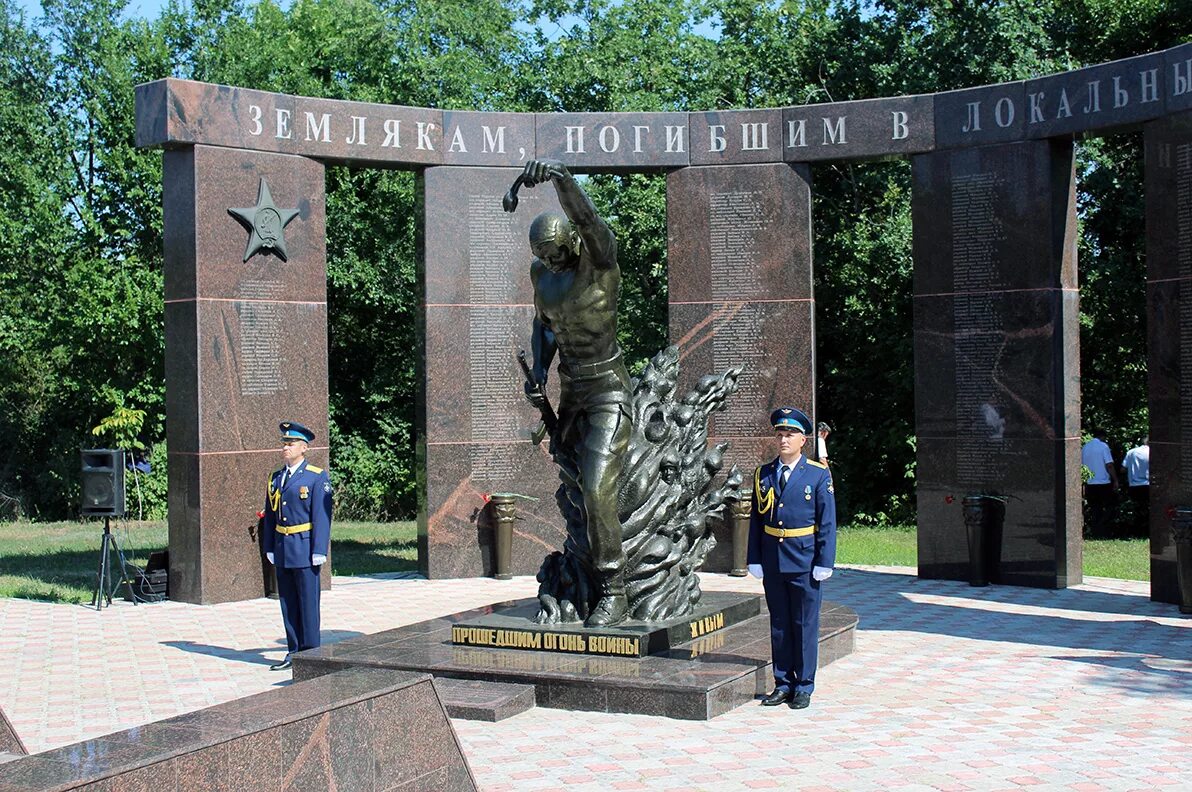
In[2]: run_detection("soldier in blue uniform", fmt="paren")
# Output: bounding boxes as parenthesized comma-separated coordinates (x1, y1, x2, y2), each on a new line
(263, 421, 333, 671)
(747, 407, 837, 709)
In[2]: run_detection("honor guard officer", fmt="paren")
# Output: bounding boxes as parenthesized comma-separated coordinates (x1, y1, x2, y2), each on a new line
(263, 421, 333, 671)
(747, 407, 837, 709)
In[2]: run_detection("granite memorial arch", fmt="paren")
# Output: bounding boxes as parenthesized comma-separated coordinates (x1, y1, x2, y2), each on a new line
(134, 43, 1192, 607)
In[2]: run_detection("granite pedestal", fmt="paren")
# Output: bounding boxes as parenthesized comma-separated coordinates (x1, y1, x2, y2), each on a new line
(292, 596, 857, 721)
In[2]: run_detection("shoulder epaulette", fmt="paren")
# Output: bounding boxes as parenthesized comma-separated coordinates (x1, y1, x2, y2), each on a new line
(807, 460, 828, 470)
(305, 465, 324, 474)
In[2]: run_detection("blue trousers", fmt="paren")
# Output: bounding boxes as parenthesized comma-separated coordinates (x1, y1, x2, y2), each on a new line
(762, 571, 822, 694)
(276, 565, 321, 655)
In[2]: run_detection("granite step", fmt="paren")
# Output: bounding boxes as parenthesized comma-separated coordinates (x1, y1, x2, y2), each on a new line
(435, 677, 536, 722)
(0, 751, 23, 764)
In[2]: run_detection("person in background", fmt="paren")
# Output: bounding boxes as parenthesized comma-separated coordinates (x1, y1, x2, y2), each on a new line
(1122, 437, 1150, 537)
(263, 421, 333, 671)
(816, 422, 832, 466)
(1081, 429, 1119, 537)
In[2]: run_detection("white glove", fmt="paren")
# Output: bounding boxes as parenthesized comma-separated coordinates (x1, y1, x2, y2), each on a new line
(812, 566, 833, 581)
(265, 552, 274, 565)
(312, 554, 327, 567)
(748, 563, 763, 580)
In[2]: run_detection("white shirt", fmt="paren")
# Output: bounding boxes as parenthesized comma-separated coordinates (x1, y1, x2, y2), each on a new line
(1122, 445, 1149, 487)
(817, 437, 828, 460)
(1081, 438, 1113, 484)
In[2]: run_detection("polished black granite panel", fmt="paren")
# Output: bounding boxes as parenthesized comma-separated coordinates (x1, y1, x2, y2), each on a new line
(1, 668, 477, 792)
(450, 592, 761, 657)
(1144, 111, 1192, 606)
(292, 597, 858, 721)
(1024, 51, 1166, 138)
(912, 139, 1080, 590)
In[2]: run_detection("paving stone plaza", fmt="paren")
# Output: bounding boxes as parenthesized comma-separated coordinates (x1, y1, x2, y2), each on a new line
(2, 567, 1189, 790)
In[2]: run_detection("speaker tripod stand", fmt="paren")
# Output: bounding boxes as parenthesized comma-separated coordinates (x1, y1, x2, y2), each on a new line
(91, 516, 136, 611)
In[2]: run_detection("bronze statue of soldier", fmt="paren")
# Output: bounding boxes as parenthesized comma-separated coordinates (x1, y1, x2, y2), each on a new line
(519, 159, 633, 627)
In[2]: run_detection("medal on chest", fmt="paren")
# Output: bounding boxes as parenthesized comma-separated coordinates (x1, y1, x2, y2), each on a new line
(804, 484, 812, 501)
(299, 485, 309, 500)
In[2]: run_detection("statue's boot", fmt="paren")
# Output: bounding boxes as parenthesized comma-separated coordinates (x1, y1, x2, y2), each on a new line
(585, 573, 628, 627)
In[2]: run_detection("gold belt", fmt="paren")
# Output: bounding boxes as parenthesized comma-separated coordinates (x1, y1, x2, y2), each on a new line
(275, 522, 311, 535)
(765, 524, 816, 538)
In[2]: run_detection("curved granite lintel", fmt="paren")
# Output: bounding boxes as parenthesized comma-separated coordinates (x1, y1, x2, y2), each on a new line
(136, 43, 1192, 168)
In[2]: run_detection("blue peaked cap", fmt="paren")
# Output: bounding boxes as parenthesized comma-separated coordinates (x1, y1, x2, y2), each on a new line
(279, 421, 315, 442)
(770, 407, 812, 434)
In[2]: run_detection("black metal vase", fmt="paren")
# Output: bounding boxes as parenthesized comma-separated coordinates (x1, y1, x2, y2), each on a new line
(962, 495, 1005, 587)
(1172, 507, 1192, 615)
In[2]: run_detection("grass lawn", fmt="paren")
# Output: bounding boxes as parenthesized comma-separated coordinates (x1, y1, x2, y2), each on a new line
(837, 524, 1150, 581)
(0, 520, 1150, 603)
(0, 519, 418, 604)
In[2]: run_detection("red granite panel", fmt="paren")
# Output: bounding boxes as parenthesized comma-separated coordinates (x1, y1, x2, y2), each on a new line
(442, 111, 537, 167)
(781, 94, 934, 162)
(689, 109, 784, 166)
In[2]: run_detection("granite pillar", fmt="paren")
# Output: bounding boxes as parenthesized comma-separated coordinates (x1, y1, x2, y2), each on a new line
(667, 164, 816, 571)
(912, 139, 1081, 588)
(1144, 110, 1192, 605)
(164, 145, 329, 604)
(417, 166, 566, 579)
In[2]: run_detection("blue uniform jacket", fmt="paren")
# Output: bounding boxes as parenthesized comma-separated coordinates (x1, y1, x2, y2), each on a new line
(747, 456, 836, 575)
(263, 461, 332, 569)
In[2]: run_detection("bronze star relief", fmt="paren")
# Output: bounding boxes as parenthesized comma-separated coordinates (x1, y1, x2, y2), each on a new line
(227, 178, 300, 263)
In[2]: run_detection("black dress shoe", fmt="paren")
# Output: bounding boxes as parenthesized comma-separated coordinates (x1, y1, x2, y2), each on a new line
(761, 688, 791, 706)
(789, 691, 812, 709)
(269, 658, 292, 671)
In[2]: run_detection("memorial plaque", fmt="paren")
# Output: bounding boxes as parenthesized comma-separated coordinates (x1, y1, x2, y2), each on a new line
(535, 111, 690, 170)
(781, 94, 935, 162)
(1164, 43, 1192, 114)
(934, 80, 1026, 150)
(1144, 111, 1192, 604)
(666, 162, 815, 573)
(1025, 52, 1165, 139)
(442, 110, 537, 167)
(163, 145, 328, 603)
(689, 109, 784, 166)
(912, 140, 1080, 589)
(419, 167, 570, 579)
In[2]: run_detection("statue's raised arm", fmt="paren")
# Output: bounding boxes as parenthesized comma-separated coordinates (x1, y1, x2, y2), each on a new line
(519, 160, 616, 269)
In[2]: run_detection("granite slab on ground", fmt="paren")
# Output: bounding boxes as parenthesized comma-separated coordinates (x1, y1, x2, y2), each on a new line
(293, 596, 858, 721)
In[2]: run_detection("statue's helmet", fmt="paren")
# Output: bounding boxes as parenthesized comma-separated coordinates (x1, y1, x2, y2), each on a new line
(529, 212, 576, 271)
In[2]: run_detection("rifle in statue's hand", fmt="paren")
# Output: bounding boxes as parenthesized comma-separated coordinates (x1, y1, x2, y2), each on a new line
(517, 350, 557, 445)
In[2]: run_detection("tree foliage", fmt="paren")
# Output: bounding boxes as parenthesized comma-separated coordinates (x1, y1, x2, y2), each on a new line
(0, 0, 1186, 522)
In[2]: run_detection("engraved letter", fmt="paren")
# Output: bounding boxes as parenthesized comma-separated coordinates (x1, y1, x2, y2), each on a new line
(416, 121, 435, 150)
(891, 111, 909, 140)
(1056, 88, 1072, 119)
(481, 125, 506, 154)
(1140, 68, 1159, 103)
(664, 125, 686, 152)
(598, 125, 621, 153)
(786, 118, 807, 147)
(382, 119, 401, 148)
(248, 105, 263, 136)
(1029, 92, 1045, 124)
(741, 122, 769, 150)
(633, 125, 650, 153)
(448, 126, 466, 153)
(994, 97, 1015, 128)
(1083, 80, 1102, 114)
(346, 115, 367, 146)
(708, 124, 726, 152)
(1173, 59, 1192, 96)
(305, 112, 331, 143)
(275, 108, 292, 139)
(822, 116, 847, 145)
(1113, 75, 1129, 108)
(564, 125, 586, 154)
(962, 101, 981, 133)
